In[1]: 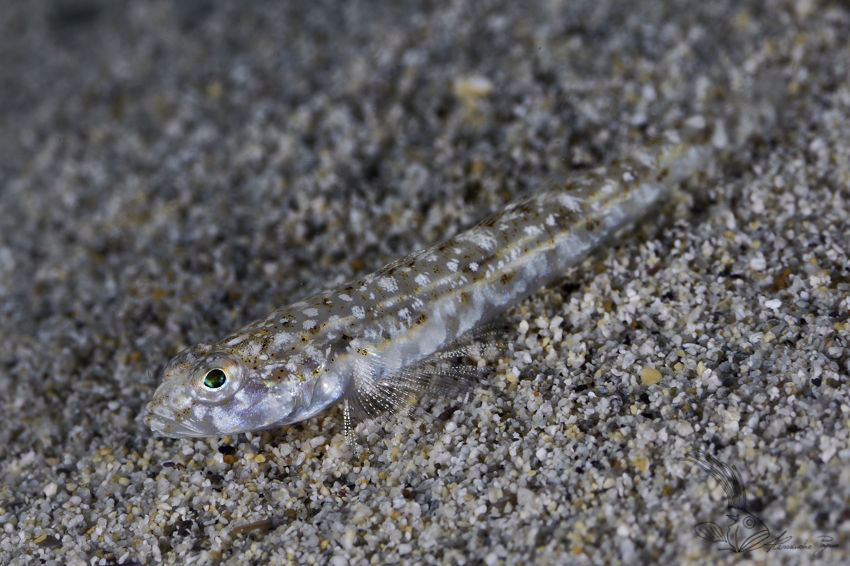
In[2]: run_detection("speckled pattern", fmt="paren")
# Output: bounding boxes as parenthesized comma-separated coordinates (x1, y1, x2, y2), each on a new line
(1, 1, 848, 564)
(145, 150, 680, 439)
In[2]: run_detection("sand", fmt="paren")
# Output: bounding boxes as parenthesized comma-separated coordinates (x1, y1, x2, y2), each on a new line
(1, 1, 848, 564)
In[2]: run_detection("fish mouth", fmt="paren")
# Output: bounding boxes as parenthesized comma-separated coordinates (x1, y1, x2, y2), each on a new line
(144, 407, 210, 439)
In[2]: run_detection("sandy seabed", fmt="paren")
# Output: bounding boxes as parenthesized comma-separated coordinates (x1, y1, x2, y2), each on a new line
(1, 1, 848, 564)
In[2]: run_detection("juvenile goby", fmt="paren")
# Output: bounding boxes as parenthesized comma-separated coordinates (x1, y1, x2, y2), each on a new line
(144, 143, 709, 438)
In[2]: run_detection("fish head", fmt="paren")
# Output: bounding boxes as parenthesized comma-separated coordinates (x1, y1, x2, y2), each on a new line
(144, 336, 304, 438)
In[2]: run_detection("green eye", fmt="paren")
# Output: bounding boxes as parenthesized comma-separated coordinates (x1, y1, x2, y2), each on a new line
(203, 368, 227, 389)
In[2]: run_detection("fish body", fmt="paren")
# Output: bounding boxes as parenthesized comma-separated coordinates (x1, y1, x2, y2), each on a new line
(144, 144, 709, 438)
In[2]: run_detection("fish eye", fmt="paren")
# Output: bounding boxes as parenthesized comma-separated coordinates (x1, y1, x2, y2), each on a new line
(203, 368, 227, 389)
(192, 356, 243, 402)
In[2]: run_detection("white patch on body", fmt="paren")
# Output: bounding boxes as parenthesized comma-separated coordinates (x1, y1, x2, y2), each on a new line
(378, 277, 398, 292)
(270, 332, 293, 350)
(456, 229, 498, 251)
(557, 193, 583, 212)
(304, 345, 322, 361)
(224, 335, 247, 347)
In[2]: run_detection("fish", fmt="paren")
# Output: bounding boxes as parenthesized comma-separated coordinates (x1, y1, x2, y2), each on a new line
(144, 140, 713, 439)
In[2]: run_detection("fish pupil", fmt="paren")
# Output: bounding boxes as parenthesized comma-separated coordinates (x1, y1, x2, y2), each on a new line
(203, 368, 227, 389)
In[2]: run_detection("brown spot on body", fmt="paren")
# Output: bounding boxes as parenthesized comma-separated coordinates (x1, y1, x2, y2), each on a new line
(460, 291, 471, 304)
(415, 313, 428, 325)
(500, 272, 515, 285)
